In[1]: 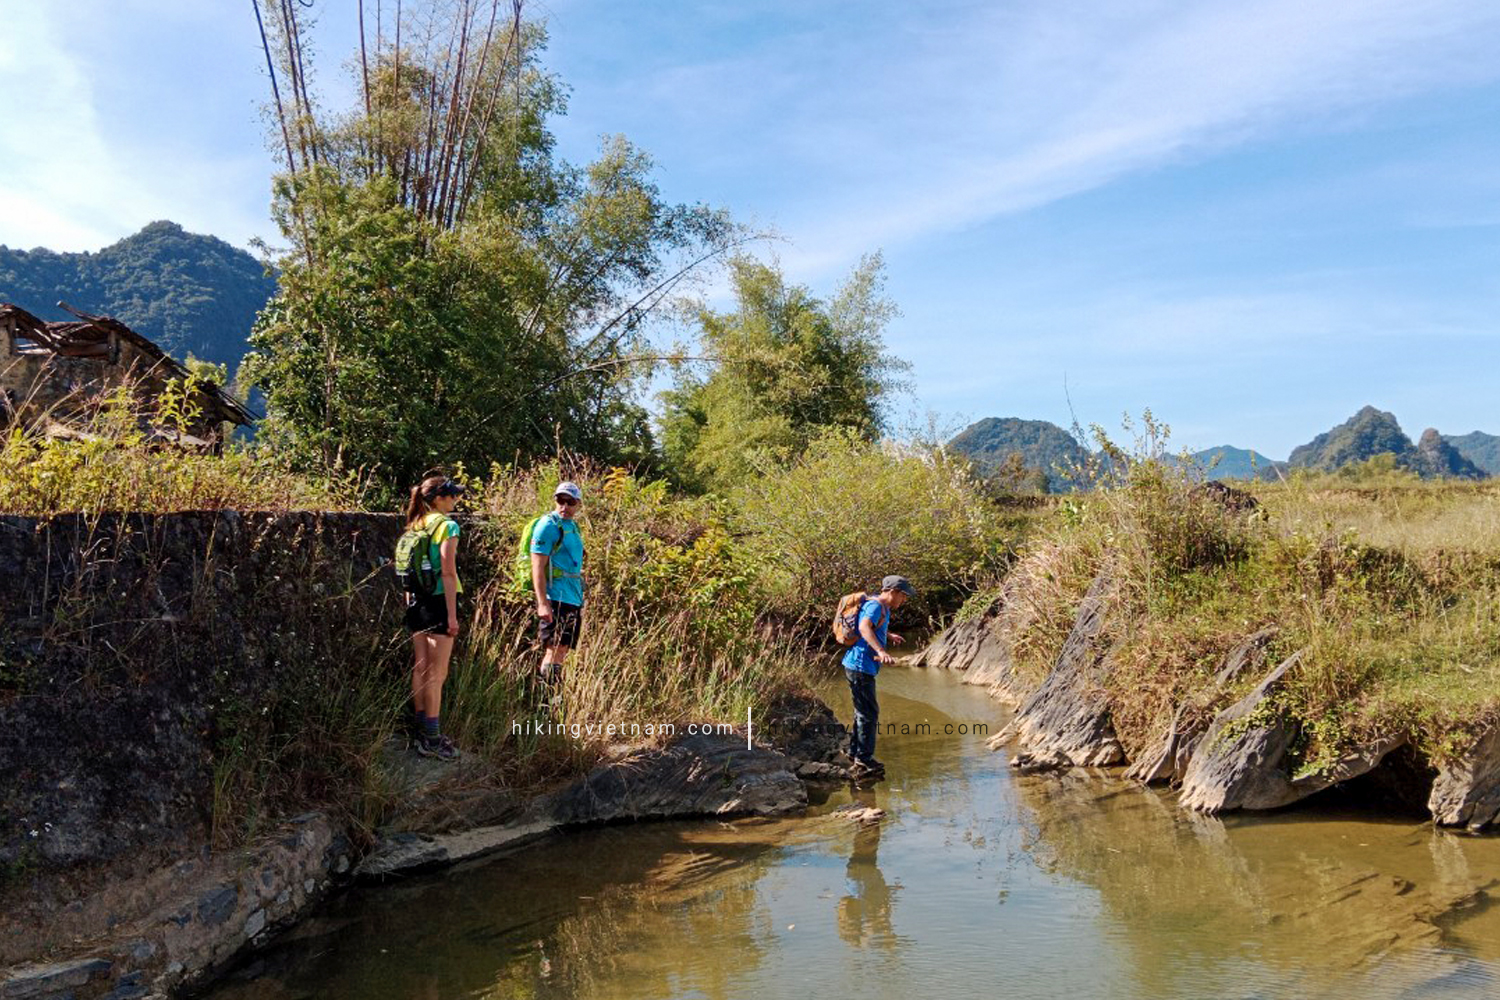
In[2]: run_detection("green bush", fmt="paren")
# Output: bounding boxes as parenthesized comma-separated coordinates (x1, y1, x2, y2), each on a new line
(445, 460, 803, 737)
(727, 430, 1016, 625)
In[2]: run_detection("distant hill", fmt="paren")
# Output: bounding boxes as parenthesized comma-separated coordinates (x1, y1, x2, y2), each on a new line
(1188, 445, 1286, 482)
(1444, 432, 1500, 476)
(0, 221, 274, 369)
(1288, 405, 1414, 473)
(1288, 406, 1486, 480)
(951, 408, 1493, 491)
(1412, 429, 1487, 480)
(948, 417, 1089, 492)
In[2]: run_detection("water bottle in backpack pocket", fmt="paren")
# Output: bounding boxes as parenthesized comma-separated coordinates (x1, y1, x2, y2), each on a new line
(395, 517, 446, 597)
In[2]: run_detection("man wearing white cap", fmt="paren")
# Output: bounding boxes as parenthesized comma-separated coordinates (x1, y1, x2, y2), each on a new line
(531, 481, 586, 699)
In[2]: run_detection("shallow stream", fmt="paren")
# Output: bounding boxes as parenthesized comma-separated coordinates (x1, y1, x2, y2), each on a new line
(208, 667, 1500, 999)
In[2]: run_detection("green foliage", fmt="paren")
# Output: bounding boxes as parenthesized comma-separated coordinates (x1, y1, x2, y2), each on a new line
(1099, 458, 1252, 585)
(659, 255, 910, 493)
(0, 382, 346, 516)
(247, 172, 548, 486)
(726, 430, 1013, 623)
(426, 462, 808, 747)
(0, 220, 275, 368)
(1320, 452, 1420, 485)
(952, 585, 1007, 625)
(247, 19, 741, 494)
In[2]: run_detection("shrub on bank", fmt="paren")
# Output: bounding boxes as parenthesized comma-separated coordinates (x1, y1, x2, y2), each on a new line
(440, 461, 806, 757)
(728, 430, 1019, 626)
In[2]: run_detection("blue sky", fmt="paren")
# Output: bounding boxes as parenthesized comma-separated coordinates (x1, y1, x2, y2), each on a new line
(3, 0, 1498, 456)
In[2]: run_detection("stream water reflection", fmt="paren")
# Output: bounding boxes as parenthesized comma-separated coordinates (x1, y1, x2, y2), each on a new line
(207, 668, 1500, 1000)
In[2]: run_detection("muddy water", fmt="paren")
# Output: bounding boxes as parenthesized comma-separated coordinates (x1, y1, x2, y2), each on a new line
(208, 668, 1500, 1000)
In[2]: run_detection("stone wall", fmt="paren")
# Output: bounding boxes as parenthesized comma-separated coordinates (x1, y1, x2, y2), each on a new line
(0, 511, 404, 915)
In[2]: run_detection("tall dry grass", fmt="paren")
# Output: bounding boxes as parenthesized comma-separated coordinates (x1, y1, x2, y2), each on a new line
(431, 460, 811, 764)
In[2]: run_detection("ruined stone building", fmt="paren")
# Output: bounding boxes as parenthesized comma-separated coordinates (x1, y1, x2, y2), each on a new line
(0, 301, 252, 447)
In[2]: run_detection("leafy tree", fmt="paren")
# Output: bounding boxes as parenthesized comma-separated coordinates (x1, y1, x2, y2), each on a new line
(659, 254, 909, 492)
(244, 3, 744, 489)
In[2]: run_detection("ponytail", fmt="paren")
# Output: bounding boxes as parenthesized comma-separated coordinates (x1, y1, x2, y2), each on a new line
(405, 473, 448, 527)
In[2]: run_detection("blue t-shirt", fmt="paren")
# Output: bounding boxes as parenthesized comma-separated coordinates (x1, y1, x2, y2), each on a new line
(530, 513, 585, 607)
(842, 598, 890, 675)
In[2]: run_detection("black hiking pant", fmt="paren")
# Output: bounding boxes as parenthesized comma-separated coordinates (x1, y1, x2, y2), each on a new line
(845, 668, 879, 761)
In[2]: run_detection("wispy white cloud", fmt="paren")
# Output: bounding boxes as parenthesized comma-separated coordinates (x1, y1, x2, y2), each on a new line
(0, 2, 276, 252)
(0, 7, 137, 249)
(648, 0, 1500, 274)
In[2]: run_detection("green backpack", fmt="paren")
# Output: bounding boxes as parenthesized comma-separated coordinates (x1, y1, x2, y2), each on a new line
(509, 512, 565, 597)
(395, 515, 450, 597)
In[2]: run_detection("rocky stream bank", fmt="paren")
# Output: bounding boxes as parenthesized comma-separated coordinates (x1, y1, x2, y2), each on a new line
(1, 696, 850, 1000)
(911, 567, 1500, 832)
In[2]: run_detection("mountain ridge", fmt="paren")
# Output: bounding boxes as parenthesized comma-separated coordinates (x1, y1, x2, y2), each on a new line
(0, 221, 274, 369)
(950, 406, 1492, 490)
(1444, 431, 1500, 476)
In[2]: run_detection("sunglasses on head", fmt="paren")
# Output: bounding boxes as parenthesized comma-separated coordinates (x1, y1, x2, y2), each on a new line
(555, 495, 580, 506)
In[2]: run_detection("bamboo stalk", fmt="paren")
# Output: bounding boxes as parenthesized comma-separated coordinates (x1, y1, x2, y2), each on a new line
(252, 0, 299, 175)
(358, 0, 373, 174)
(454, 0, 523, 223)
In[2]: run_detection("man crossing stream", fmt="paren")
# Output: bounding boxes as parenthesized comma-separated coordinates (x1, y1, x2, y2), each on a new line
(839, 575, 914, 777)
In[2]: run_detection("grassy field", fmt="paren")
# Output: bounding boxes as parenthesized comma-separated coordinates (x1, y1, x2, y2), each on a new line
(966, 461, 1500, 773)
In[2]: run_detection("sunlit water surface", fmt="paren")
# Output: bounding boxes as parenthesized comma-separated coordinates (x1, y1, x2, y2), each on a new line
(207, 668, 1500, 1000)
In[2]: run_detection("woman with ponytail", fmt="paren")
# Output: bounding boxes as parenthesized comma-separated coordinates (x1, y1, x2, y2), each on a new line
(403, 473, 466, 760)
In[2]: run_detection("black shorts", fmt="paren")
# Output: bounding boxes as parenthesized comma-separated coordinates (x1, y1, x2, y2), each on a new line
(538, 600, 583, 648)
(405, 592, 459, 634)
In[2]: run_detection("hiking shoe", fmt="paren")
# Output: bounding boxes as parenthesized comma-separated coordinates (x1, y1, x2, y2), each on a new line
(417, 735, 459, 761)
